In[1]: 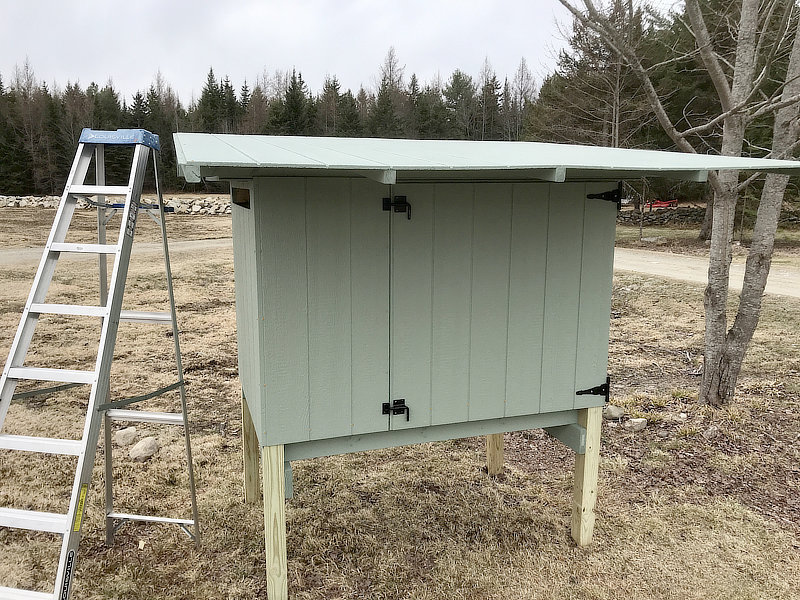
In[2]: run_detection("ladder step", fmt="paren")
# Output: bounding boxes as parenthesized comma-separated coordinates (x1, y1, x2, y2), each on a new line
(0, 585, 54, 600)
(8, 367, 96, 385)
(50, 242, 118, 254)
(0, 507, 68, 534)
(0, 434, 82, 456)
(107, 512, 194, 526)
(27, 305, 169, 324)
(120, 310, 171, 324)
(105, 410, 183, 425)
(69, 184, 130, 196)
(29, 303, 107, 318)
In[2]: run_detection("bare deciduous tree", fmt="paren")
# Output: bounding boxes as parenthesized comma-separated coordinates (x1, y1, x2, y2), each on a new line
(559, 0, 800, 406)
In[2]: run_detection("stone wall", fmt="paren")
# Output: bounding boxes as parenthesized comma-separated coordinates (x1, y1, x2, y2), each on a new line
(0, 195, 231, 215)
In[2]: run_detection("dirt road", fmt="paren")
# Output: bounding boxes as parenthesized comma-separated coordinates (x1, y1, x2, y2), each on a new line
(1, 240, 798, 299)
(614, 247, 800, 299)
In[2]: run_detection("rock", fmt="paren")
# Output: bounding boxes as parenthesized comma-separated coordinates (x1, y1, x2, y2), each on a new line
(115, 426, 137, 446)
(191, 203, 202, 213)
(603, 404, 625, 420)
(657, 430, 670, 439)
(702, 425, 720, 440)
(623, 417, 648, 432)
(129, 436, 159, 462)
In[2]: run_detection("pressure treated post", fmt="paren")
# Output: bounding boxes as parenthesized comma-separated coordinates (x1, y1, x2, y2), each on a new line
(263, 444, 288, 599)
(242, 395, 260, 504)
(571, 406, 602, 546)
(486, 433, 504, 475)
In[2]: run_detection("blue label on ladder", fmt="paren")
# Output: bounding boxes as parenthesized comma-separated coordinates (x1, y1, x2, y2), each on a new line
(79, 128, 160, 151)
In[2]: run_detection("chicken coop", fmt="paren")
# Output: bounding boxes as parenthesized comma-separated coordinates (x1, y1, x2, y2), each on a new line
(173, 133, 800, 599)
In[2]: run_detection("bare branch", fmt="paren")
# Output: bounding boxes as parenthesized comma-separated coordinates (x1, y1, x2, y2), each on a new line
(684, 0, 734, 110)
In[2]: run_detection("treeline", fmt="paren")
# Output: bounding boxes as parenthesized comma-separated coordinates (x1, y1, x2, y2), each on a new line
(0, 49, 535, 195)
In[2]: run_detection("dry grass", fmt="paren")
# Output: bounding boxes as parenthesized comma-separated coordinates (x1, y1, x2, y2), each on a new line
(0, 210, 799, 599)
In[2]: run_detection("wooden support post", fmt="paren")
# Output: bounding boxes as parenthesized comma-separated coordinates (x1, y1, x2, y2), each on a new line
(242, 395, 260, 504)
(486, 433, 504, 476)
(571, 406, 602, 546)
(263, 444, 288, 600)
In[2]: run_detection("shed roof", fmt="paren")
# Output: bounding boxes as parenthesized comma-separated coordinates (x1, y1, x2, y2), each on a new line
(173, 133, 800, 184)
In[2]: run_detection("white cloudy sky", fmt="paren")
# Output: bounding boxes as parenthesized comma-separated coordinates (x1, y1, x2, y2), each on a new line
(0, 0, 575, 104)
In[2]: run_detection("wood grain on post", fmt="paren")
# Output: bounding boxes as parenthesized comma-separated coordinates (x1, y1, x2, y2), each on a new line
(571, 406, 602, 546)
(486, 433, 504, 475)
(241, 396, 260, 504)
(262, 444, 288, 599)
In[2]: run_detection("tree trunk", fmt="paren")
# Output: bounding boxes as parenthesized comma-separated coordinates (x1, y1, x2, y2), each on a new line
(699, 192, 713, 240)
(700, 14, 800, 406)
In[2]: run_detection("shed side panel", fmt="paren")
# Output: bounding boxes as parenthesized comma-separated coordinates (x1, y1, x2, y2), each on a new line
(232, 188, 264, 444)
(540, 183, 584, 412)
(390, 183, 435, 430)
(350, 179, 391, 435)
(256, 177, 311, 443)
(575, 185, 617, 408)
(505, 183, 548, 417)
(468, 183, 513, 421)
(306, 178, 353, 440)
(430, 183, 473, 426)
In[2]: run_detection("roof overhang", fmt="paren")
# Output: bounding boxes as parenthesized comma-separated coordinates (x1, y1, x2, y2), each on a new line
(173, 133, 800, 184)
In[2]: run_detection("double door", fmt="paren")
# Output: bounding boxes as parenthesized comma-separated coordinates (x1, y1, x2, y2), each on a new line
(238, 177, 615, 447)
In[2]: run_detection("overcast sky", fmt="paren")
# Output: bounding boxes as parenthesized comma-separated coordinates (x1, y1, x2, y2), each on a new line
(0, 0, 574, 104)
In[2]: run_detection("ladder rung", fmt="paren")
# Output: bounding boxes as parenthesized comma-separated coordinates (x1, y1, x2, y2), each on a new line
(107, 512, 194, 526)
(69, 184, 130, 196)
(50, 242, 118, 254)
(0, 434, 82, 456)
(29, 303, 107, 318)
(0, 507, 68, 534)
(8, 367, 96, 385)
(0, 585, 54, 600)
(105, 410, 183, 425)
(120, 310, 171, 324)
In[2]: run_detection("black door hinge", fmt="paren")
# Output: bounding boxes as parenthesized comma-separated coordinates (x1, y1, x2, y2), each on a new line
(576, 375, 611, 404)
(587, 182, 623, 211)
(383, 195, 412, 220)
(382, 398, 410, 421)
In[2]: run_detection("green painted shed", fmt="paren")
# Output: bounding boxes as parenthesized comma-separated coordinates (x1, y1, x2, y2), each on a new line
(173, 133, 800, 599)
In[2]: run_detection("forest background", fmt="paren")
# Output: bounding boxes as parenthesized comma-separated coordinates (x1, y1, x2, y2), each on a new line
(2, 1, 795, 203)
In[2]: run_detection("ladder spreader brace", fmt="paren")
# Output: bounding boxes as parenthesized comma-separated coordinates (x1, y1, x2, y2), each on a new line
(0, 128, 200, 600)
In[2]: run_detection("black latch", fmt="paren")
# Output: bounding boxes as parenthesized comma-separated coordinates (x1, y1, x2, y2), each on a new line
(587, 181, 623, 211)
(576, 375, 611, 404)
(382, 398, 410, 421)
(383, 196, 412, 220)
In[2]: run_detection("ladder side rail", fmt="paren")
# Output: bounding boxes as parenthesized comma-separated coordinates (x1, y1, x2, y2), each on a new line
(54, 144, 151, 599)
(153, 153, 202, 546)
(0, 144, 95, 429)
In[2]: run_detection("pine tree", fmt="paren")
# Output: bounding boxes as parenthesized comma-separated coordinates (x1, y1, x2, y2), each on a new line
(240, 81, 251, 115)
(443, 70, 477, 139)
(269, 70, 312, 135)
(196, 67, 221, 132)
(130, 91, 147, 127)
(368, 77, 403, 138)
(317, 76, 341, 136)
(337, 90, 362, 136)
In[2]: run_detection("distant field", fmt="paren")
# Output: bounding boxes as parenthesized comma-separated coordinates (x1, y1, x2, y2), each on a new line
(0, 212, 798, 599)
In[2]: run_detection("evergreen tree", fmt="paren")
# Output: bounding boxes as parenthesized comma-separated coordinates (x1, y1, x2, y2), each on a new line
(443, 70, 477, 139)
(317, 76, 341, 136)
(337, 90, 362, 136)
(130, 91, 147, 127)
(196, 67, 221, 132)
(221, 76, 240, 133)
(240, 81, 251, 115)
(368, 77, 403, 138)
(269, 70, 312, 135)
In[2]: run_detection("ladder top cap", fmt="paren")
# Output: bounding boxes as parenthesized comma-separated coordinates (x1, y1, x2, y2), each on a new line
(79, 128, 160, 151)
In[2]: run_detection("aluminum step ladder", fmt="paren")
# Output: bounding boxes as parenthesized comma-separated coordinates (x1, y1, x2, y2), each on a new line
(0, 128, 200, 600)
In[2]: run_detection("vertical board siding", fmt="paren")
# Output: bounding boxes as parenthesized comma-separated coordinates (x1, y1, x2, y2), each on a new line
(231, 193, 264, 443)
(390, 184, 434, 430)
(306, 179, 353, 439)
(505, 184, 549, 417)
(350, 179, 391, 435)
(256, 178, 311, 442)
(540, 183, 585, 412)
(468, 184, 512, 421)
(575, 187, 617, 409)
(430, 184, 473, 425)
